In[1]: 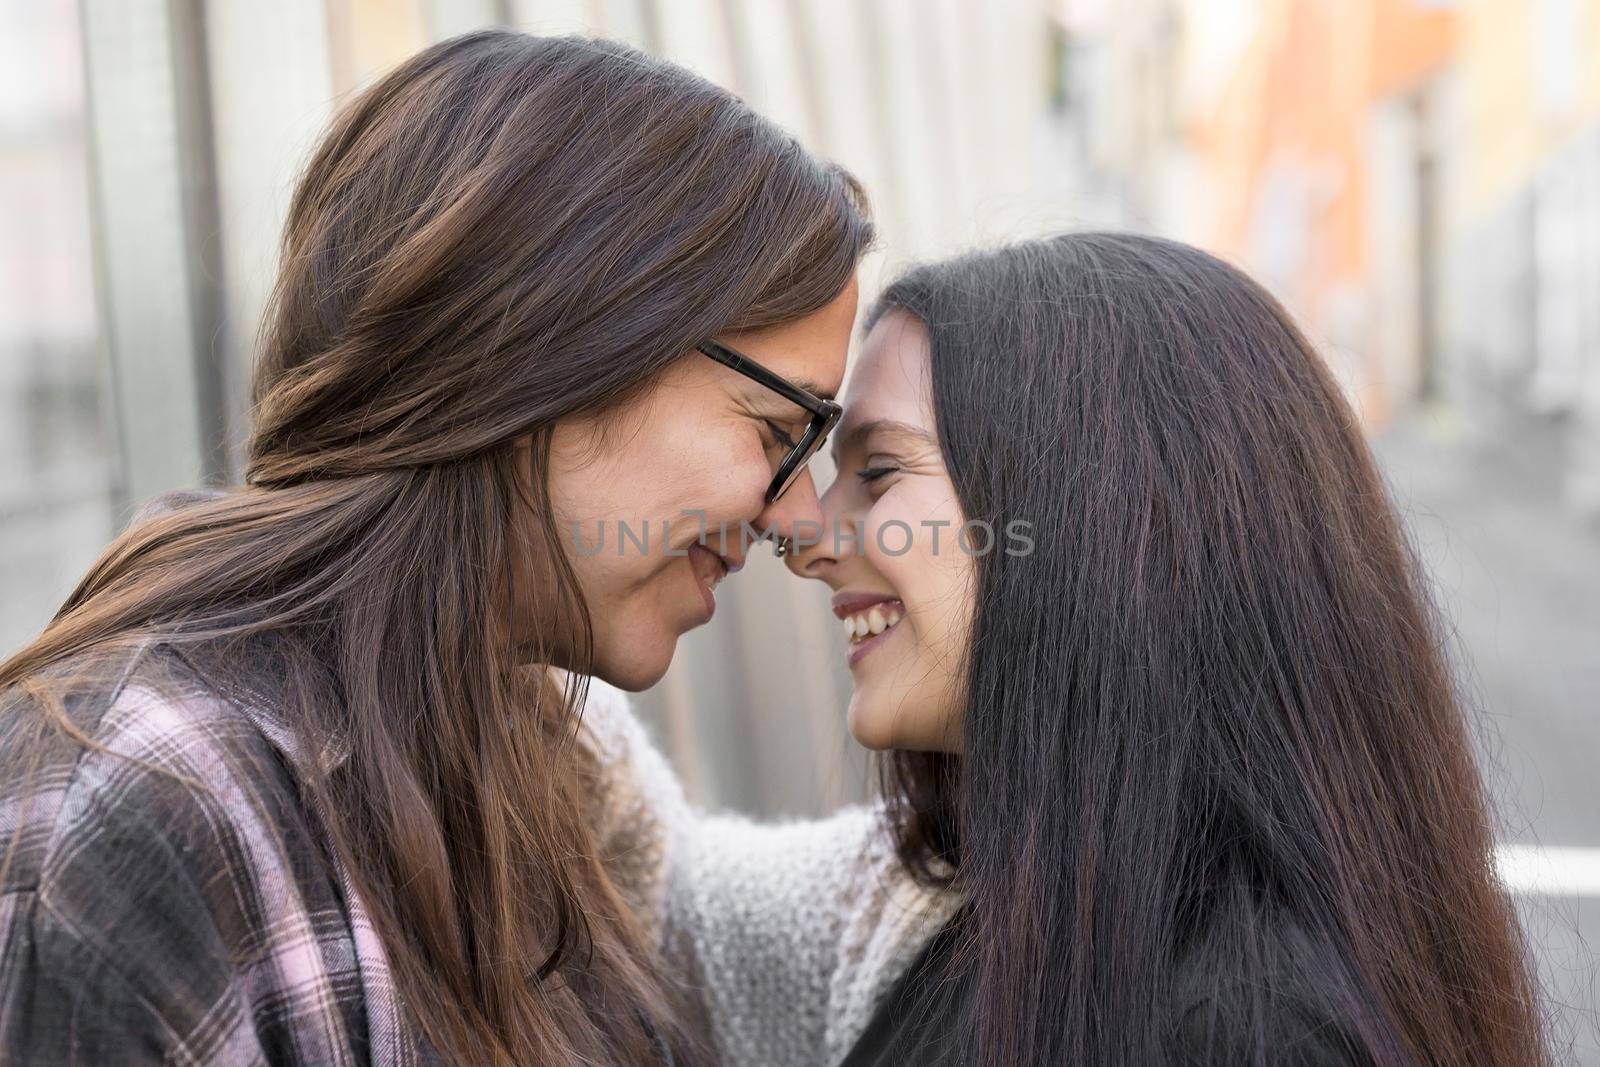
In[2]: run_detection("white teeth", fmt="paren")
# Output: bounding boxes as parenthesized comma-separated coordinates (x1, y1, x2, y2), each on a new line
(842, 603, 904, 644)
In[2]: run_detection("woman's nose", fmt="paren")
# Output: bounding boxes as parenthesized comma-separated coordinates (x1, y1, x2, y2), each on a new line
(781, 474, 853, 579)
(753, 467, 822, 545)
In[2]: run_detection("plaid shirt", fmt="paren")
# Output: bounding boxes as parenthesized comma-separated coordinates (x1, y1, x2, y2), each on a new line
(0, 642, 441, 1066)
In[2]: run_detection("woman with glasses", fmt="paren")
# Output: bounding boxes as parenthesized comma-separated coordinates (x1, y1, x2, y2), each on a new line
(0, 31, 867, 1067)
(583, 233, 1550, 1066)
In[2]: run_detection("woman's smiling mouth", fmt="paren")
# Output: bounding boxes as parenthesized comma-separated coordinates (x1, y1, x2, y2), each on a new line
(832, 593, 905, 666)
(687, 543, 733, 620)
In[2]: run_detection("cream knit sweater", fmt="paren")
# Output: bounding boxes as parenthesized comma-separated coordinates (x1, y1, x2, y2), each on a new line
(577, 678, 963, 1067)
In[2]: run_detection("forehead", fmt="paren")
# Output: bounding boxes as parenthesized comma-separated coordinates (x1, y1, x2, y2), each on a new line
(722, 277, 859, 399)
(842, 308, 932, 425)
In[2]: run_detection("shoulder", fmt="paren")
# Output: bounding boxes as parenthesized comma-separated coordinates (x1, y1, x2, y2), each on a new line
(1169, 989, 1374, 1066)
(17, 649, 329, 943)
(46, 653, 307, 874)
(1167, 927, 1379, 1066)
(1, 645, 348, 1062)
(3, 644, 298, 895)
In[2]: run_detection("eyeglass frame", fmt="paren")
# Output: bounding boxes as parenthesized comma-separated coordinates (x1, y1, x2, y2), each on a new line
(697, 338, 843, 503)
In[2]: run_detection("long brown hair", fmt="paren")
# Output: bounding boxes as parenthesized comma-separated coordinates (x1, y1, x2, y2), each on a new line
(870, 233, 1546, 1065)
(1, 31, 870, 1065)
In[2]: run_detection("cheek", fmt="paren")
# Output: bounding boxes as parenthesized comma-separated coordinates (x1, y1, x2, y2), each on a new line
(570, 418, 760, 539)
(557, 424, 773, 616)
(647, 434, 769, 563)
(863, 482, 970, 621)
(636, 411, 771, 514)
(860, 482, 973, 747)
(707, 431, 774, 518)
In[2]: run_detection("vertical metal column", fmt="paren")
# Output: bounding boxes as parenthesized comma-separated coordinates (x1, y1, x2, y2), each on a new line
(79, 0, 227, 514)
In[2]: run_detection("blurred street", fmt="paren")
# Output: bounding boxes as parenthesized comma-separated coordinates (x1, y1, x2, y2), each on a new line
(1378, 410, 1597, 850)
(1376, 410, 1599, 1061)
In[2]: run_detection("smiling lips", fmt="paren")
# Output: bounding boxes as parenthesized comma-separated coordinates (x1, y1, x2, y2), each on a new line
(832, 593, 906, 658)
(686, 544, 736, 619)
(687, 543, 731, 588)
(687, 561, 904, 659)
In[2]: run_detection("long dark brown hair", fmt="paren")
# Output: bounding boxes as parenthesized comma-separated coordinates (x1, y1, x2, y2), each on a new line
(870, 232, 1547, 1065)
(0, 31, 870, 1066)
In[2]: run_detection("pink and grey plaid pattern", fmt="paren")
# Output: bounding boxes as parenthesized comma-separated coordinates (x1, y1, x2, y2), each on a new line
(0, 646, 438, 1066)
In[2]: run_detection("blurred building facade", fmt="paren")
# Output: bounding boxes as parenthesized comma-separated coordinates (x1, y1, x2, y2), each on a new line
(0, 0, 116, 658)
(1063, 0, 1600, 518)
(1443, 0, 1600, 517)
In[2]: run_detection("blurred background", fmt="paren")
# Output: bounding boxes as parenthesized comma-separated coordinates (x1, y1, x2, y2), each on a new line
(1, 0, 1595, 1054)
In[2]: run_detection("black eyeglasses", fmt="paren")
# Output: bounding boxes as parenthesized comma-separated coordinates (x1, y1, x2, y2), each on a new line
(698, 338, 843, 503)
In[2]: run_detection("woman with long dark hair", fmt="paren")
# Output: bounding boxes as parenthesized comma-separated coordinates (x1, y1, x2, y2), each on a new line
(582, 231, 1549, 1066)
(0, 31, 870, 1066)
(800, 232, 1548, 1065)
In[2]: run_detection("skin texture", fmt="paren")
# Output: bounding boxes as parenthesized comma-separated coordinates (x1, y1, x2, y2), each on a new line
(539, 278, 860, 691)
(788, 309, 970, 752)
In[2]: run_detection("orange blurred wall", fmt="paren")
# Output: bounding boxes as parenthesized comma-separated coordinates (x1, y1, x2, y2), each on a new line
(1184, 0, 1456, 425)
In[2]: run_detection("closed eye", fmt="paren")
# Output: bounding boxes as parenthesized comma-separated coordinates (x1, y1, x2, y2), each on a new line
(764, 420, 799, 451)
(857, 465, 899, 483)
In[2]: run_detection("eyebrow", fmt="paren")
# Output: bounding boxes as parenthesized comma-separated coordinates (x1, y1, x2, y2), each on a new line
(741, 377, 837, 409)
(795, 380, 836, 403)
(830, 418, 934, 464)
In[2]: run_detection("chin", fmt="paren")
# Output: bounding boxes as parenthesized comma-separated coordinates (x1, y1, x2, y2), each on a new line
(590, 634, 677, 693)
(847, 699, 897, 751)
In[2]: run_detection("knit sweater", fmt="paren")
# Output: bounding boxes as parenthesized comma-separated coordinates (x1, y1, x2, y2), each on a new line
(577, 678, 963, 1067)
